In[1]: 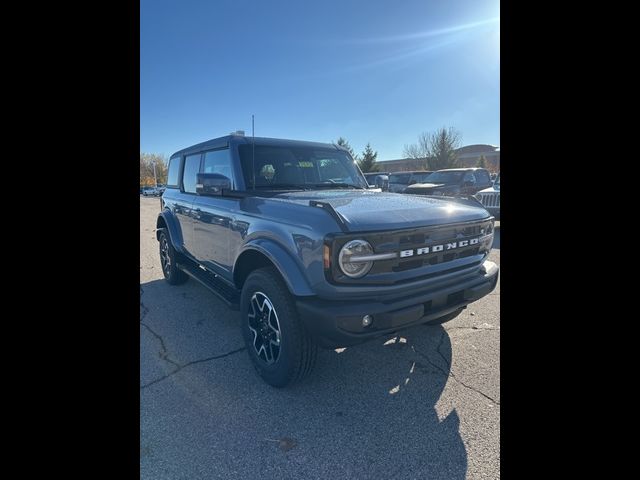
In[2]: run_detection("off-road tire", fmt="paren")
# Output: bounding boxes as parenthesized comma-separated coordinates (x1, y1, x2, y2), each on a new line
(158, 230, 188, 285)
(241, 267, 317, 387)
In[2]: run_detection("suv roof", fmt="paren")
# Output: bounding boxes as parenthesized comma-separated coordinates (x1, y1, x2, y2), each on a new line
(389, 170, 432, 175)
(171, 135, 343, 159)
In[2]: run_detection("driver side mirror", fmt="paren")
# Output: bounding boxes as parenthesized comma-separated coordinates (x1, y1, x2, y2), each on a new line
(196, 173, 231, 196)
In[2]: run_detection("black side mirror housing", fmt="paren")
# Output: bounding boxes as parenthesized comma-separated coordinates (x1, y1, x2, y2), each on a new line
(196, 173, 232, 196)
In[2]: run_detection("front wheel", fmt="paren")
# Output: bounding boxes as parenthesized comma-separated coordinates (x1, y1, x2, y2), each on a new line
(241, 267, 317, 387)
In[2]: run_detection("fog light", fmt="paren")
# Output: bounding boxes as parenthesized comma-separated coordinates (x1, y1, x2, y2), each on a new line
(362, 315, 373, 327)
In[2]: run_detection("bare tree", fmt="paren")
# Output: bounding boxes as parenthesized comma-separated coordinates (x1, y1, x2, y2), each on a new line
(403, 127, 462, 170)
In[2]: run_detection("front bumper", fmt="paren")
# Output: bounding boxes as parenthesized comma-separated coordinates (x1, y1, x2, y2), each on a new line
(296, 260, 499, 348)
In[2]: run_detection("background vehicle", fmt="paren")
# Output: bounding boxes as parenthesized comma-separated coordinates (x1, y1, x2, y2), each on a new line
(404, 168, 492, 197)
(156, 135, 498, 387)
(387, 171, 433, 193)
(476, 172, 500, 220)
(363, 172, 389, 190)
(142, 186, 159, 196)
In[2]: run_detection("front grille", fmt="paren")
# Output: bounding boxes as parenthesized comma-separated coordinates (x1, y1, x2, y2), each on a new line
(329, 218, 493, 284)
(480, 193, 500, 208)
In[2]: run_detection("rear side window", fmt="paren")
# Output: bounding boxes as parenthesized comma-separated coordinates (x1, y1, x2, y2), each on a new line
(475, 169, 490, 184)
(203, 149, 235, 188)
(167, 156, 181, 188)
(182, 154, 202, 193)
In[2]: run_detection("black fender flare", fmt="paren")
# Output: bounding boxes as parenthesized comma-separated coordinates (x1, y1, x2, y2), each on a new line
(156, 210, 185, 254)
(235, 239, 315, 297)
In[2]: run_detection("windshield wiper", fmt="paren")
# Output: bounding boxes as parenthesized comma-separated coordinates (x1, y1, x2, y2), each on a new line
(309, 183, 364, 190)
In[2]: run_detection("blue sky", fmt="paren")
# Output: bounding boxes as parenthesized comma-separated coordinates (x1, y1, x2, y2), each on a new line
(141, 0, 499, 161)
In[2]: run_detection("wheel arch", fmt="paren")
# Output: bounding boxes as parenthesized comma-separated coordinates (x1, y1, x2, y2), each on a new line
(156, 210, 184, 253)
(233, 242, 314, 297)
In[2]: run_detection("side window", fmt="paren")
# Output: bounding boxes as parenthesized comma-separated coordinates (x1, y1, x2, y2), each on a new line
(463, 171, 476, 183)
(182, 154, 202, 193)
(167, 156, 181, 188)
(476, 170, 490, 184)
(203, 149, 235, 188)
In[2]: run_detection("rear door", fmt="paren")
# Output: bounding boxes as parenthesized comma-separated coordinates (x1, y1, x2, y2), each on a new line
(175, 153, 202, 256)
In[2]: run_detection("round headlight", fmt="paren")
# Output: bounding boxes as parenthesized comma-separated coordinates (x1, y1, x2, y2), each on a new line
(338, 239, 374, 278)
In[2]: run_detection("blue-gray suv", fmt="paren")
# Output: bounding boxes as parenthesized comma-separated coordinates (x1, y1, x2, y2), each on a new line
(156, 134, 498, 386)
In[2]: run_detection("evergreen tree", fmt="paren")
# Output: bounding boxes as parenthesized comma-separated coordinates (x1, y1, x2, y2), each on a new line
(357, 143, 379, 172)
(335, 137, 358, 160)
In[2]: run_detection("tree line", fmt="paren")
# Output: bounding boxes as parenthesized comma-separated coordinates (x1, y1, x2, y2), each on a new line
(141, 127, 495, 181)
(140, 153, 168, 186)
(337, 126, 495, 173)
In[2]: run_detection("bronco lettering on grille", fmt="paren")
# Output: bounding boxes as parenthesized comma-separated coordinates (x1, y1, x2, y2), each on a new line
(400, 237, 480, 258)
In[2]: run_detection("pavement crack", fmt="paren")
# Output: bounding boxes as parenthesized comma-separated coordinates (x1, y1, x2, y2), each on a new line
(140, 322, 182, 369)
(140, 346, 246, 390)
(140, 286, 149, 324)
(412, 332, 500, 406)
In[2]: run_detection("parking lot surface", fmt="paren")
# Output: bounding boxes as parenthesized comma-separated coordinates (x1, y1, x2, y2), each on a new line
(140, 196, 500, 479)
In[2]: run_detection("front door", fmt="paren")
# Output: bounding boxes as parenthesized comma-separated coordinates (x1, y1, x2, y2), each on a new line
(191, 148, 238, 274)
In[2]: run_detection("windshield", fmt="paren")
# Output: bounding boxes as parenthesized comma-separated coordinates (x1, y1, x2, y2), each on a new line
(238, 145, 367, 190)
(425, 171, 465, 184)
(389, 173, 411, 184)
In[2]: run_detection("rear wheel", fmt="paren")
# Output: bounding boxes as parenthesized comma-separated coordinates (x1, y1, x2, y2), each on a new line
(241, 267, 317, 387)
(158, 230, 188, 285)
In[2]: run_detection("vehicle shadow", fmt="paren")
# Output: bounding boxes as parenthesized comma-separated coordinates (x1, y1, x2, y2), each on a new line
(140, 278, 467, 478)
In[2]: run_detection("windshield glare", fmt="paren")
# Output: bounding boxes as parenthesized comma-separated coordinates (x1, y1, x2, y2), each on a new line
(425, 171, 465, 184)
(238, 145, 367, 189)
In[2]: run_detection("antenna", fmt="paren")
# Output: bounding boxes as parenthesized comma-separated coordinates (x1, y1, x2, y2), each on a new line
(251, 114, 255, 190)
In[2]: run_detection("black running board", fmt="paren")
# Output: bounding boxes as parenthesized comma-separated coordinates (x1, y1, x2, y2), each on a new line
(177, 259, 240, 310)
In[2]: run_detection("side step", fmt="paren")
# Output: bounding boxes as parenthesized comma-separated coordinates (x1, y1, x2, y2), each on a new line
(177, 259, 240, 310)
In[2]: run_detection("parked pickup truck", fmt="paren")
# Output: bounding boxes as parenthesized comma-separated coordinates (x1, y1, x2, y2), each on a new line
(404, 168, 493, 197)
(156, 134, 498, 386)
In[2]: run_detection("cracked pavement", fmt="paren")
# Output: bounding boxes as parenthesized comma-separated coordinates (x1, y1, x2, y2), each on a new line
(140, 197, 500, 479)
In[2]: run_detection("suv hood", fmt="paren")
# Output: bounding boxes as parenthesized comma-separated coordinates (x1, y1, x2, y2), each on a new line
(270, 190, 490, 231)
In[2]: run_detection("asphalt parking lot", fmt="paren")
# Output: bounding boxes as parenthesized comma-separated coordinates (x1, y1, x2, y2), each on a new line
(140, 196, 500, 479)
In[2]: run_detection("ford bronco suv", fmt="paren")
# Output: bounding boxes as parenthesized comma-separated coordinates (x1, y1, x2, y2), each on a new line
(156, 134, 498, 387)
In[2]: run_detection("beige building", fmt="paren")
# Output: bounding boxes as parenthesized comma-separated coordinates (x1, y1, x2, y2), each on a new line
(378, 144, 500, 173)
